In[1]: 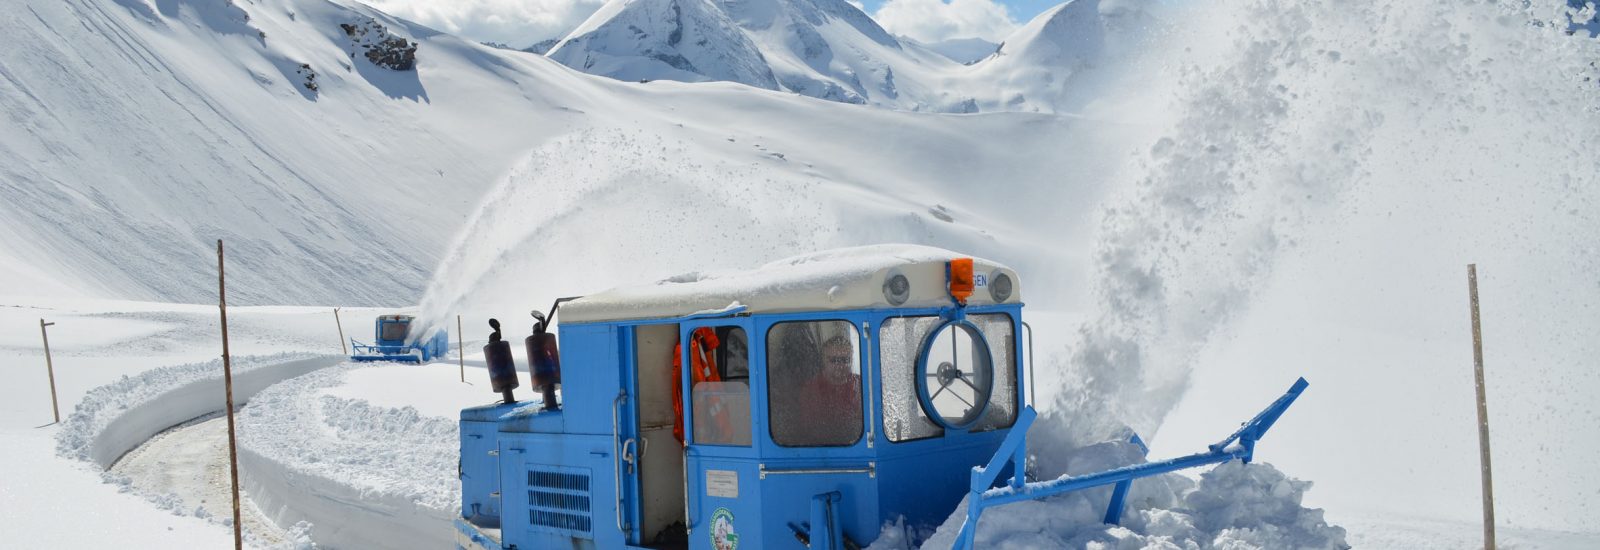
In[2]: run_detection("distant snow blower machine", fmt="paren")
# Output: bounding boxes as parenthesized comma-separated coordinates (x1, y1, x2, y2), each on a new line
(350, 314, 449, 363)
(451, 246, 1309, 550)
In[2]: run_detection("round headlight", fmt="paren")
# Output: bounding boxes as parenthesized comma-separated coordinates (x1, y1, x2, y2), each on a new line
(989, 272, 1013, 303)
(883, 272, 911, 305)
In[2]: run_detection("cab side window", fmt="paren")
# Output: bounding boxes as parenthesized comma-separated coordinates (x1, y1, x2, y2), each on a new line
(689, 326, 751, 446)
(767, 321, 863, 447)
(879, 316, 944, 442)
(969, 313, 1017, 432)
(717, 327, 750, 380)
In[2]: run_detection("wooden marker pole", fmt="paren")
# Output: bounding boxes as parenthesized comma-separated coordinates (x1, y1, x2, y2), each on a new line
(217, 240, 244, 550)
(458, 314, 466, 383)
(1467, 264, 1496, 550)
(334, 307, 347, 355)
(40, 319, 59, 424)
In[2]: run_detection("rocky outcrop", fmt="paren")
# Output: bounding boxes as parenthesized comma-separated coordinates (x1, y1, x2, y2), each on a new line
(340, 17, 417, 71)
(295, 63, 318, 92)
(523, 39, 560, 55)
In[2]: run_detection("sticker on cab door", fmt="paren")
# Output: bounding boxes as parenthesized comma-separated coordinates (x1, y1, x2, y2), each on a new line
(710, 507, 739, 550)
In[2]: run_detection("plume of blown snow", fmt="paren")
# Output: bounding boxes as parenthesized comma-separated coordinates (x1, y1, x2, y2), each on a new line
(1032, 0, 1600, 466)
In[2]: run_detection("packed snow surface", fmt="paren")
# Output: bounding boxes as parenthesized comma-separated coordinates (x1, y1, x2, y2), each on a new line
(0, 426, 249, 548)
(108, 415, 298, 547)
(321, 361, 488, 419)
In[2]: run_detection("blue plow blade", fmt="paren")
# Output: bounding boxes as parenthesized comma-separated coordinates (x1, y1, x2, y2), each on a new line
(952, 377, 1311, 550)
(350, 343, 423, 363)
(453, 518, 501, 550)
(350, 354, 422, 363)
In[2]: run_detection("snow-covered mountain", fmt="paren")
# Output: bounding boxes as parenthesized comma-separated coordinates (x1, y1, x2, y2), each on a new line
(547, 0, 914, 105)
(547, 0, 1146, 112)
(0, 0, 1118, 307)
(0, 0, 572, 305)
(931, 0, 1119, 111)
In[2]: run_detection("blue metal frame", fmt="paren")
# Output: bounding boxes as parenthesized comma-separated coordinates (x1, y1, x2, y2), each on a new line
(1102, 432, 1148, 524)
(951, 377, 1311, 550)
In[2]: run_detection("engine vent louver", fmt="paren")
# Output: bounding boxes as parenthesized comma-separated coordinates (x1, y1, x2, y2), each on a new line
(526, 465, 594, 538)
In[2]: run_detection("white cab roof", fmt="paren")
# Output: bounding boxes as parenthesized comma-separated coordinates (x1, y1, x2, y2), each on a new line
(561, 244, 1021, 323)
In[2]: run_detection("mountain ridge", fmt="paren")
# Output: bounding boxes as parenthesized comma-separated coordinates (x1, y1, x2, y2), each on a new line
(549, 0, 1142, 112)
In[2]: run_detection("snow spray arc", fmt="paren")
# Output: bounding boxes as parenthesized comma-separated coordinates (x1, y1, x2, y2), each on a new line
(710, 507, 739, 550)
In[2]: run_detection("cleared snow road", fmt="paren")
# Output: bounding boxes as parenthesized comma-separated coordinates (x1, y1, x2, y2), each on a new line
(109, 414, 292, 546)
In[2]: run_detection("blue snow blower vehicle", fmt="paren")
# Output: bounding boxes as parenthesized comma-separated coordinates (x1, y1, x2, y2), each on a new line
(350, 314, 449, 363)
(453, 247, 1308, 550)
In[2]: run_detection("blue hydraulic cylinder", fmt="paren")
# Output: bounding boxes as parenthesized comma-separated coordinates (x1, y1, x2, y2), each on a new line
(811, 491, 846, 550)
(785, 491, 854, 550)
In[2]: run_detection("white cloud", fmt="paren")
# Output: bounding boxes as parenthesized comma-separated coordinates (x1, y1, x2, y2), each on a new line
(365, 0, 607, 47)
(872, 0, 1018, 44)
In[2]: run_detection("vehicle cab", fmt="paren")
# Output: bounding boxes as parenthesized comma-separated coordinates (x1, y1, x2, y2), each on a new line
(350, 314, 450, 363)
(456, 245, 1028, 550)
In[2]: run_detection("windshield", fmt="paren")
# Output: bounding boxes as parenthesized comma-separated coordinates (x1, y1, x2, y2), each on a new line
(380, 319, 411, 341)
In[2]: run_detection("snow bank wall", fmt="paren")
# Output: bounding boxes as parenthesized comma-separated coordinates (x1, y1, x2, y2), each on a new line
(240, 444, 453, 550)
(55, 353, 341, 469)
(237, 364, 459, 550)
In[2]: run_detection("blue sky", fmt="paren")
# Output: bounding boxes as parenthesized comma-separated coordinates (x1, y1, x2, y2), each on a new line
(365, 0, 1066, 48)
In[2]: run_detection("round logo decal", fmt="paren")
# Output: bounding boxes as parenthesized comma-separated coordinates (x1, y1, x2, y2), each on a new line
(710, 507, 739, 550)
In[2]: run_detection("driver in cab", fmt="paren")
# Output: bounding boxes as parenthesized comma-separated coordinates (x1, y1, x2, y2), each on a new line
(792, 333, 862, 444)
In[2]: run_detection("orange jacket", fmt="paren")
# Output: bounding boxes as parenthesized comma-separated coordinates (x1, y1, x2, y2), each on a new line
(672, 327, 721, 443)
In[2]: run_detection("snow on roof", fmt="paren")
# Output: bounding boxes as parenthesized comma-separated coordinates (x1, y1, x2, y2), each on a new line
(561, 244, 1021, 323)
